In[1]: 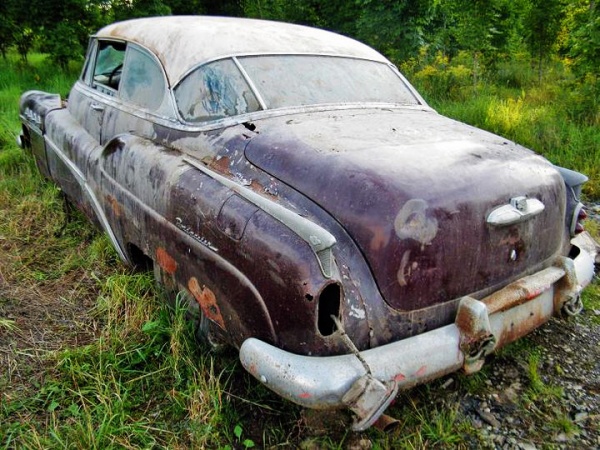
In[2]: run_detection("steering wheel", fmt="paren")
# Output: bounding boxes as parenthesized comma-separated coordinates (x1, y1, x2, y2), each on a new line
(108, 63, 123, 87)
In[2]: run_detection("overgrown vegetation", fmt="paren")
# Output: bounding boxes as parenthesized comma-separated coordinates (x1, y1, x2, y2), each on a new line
(1, 2, 599, 446)
(401, 50, 600, 197)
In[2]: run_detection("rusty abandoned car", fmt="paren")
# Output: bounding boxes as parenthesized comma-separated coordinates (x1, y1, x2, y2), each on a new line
(18, 16, 599, 430)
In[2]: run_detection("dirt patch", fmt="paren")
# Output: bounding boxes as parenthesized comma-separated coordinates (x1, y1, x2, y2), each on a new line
(0, 235, 102, 401)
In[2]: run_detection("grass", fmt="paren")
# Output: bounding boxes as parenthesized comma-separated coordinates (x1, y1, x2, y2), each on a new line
(406, 52, 600, 199)
(1, 51, 599, 448)
(525, 351, 563, 400)
(434, 89, 600, 199)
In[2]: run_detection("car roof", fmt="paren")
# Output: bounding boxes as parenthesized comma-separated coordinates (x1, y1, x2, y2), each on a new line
(96, 16, 389, 85)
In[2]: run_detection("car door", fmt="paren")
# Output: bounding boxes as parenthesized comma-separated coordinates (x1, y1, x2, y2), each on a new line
(71, 39, 127, 144)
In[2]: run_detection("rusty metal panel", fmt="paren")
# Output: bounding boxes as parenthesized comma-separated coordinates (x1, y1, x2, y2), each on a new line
(245, 110, 567, 312)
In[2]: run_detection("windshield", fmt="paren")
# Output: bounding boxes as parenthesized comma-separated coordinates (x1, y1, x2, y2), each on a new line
(174, 55, 419, 123)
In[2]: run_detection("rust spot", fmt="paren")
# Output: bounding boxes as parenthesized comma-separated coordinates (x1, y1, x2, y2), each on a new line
(249, 179, 263, 192)
(495, 300, 548, 348)
(485, 280, 549, 314)
(105, 194, 122, 217)
(498, 227, 523, 246)
(526, 288, 545, 300)
(209, 155, 231, 174)
(188, 277, 226, 329)
(368, 225, 390, 252)
(246, 179, 278, 199)
(156, 247, 177, 274)
(397, 250, 412, 287)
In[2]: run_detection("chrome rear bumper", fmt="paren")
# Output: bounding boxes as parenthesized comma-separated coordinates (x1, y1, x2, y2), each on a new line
(240, 232, 598, 430)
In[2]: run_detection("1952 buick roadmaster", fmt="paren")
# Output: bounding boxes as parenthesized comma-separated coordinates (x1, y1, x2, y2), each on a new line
(18, 16, 599, 430)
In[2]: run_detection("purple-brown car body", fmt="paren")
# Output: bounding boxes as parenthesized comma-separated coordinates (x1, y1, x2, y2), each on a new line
(18, 16, 598, 430)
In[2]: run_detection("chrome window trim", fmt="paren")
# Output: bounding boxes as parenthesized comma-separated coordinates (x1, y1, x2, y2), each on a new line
(172, 53, 424, 126)
(232, 56, 268, 110)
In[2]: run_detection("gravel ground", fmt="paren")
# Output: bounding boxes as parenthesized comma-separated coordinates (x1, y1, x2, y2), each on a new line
(463, 315, 600, 449)
(587, 204, 600, 223)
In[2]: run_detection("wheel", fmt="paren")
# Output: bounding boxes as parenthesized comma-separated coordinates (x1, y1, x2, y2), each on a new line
(153, 263, 227, 350)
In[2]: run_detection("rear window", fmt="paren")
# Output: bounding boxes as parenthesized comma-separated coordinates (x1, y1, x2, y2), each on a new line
(174, 55, 419, 123)
(174, 59, 261, 122)
(238, 55, 418, 109)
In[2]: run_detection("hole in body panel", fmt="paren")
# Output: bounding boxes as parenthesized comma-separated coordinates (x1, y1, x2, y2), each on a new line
(317, 283, 341, 336)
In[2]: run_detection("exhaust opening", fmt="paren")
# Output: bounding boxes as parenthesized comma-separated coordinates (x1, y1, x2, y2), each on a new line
(317, 283, 341, 336)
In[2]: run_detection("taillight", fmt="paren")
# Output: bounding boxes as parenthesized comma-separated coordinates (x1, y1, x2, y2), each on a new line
(571, 203, 587, 236)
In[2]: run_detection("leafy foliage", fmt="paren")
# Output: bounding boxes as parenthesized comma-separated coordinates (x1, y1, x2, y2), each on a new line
(354, 0, 435, 61)
(0, 0, 596, 99)
(524, 0, 566, 81)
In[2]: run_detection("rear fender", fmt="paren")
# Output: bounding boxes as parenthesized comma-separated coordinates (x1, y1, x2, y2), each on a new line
(98, 134, 277, 346)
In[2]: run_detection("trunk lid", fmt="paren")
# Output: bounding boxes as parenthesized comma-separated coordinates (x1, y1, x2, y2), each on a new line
(245, 108, 566, 311)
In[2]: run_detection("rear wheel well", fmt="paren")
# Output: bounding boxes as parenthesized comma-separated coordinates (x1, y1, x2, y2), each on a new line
(126, 243, 153, 272)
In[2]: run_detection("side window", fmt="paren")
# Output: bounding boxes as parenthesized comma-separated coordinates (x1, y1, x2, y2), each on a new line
(92, 41, 126, 95)
(120, 46, 167, 111)
(174, 58, 261, 122)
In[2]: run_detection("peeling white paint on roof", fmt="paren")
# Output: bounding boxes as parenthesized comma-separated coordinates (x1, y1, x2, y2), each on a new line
(96, 16, 388, 85)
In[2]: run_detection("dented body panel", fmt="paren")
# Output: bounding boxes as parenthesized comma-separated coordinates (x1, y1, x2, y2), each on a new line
(18, 16, 598, 430)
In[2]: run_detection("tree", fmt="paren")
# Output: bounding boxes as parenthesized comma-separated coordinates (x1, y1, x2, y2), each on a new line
(354, 0, 435, 61)
(163, 0, 205, 15)
(524, 0, 565, 82)
(112, 0, 172, 22)
(33, 0, 106, 67)
(569, 0, 600, 76)
(0, 0, 16, 59)
(438, 0, 506, 86)
(242, 0, 323, 27)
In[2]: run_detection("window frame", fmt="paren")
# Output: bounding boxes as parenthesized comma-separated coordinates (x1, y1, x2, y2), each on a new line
(173, 57, 264, 124)
(79, 38, 176, 120)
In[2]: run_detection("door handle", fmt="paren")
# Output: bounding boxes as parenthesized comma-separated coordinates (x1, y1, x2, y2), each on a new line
(91, 103, 104, 112)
